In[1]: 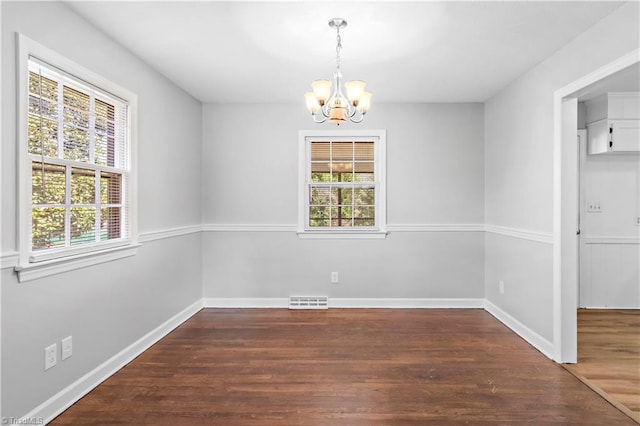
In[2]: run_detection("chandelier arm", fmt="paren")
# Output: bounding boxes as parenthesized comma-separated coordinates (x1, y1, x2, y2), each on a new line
(345, 102, 357, 116)
(312, 114, 328, 124)
(348, 113, 365, 124)
(319, 102, 332, 118)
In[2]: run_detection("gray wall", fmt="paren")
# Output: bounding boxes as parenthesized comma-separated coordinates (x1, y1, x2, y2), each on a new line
(1, 2, 203, 417)
(484, 1, 639, 342)
(202, 103, 485, 300)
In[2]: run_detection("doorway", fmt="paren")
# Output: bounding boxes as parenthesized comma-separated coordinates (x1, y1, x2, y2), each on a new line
(554, 48, 639, 364)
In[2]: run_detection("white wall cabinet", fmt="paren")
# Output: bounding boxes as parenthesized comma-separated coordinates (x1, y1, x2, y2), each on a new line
(586, 92, 640, 154)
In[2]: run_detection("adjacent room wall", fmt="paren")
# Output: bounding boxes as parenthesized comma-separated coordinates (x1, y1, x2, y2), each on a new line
(484, 1, 639, 345)
(579, 135, 640, 308)
(1, 1, 203, 418)
(202, 103, 485, 303)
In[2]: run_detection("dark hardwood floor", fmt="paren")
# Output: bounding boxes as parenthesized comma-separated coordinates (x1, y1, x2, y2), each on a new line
(52, 309, 636, 425)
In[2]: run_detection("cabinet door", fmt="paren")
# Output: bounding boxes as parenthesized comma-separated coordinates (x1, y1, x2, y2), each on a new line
(587, 120, 608, 154)
(611, 119, 640, 152)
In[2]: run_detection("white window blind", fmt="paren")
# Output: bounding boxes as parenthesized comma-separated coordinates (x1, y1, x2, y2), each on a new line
(27, 57, 129, 260)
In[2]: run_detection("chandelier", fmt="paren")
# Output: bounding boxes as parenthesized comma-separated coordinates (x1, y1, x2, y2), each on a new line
(304, 18, 371, 125)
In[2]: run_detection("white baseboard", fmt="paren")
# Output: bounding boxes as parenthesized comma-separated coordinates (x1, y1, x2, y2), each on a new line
(203, 297, 484, 309)
(580, 305, 640, 309)
(484, 299, 554, 359)
(330, 298, 485, 308)
(203, 298, 290, 308)
(21, 299, 203, 425)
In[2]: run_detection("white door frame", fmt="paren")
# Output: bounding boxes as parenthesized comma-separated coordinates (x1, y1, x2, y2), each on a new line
(552, 48, 640, 363)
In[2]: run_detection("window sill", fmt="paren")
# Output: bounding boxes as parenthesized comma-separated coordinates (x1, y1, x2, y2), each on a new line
(297, 230, 388, 239)
(15, 243, 140, 283)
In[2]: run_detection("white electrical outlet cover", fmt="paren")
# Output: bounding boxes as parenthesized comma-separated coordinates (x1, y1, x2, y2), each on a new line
(45, 343, 57, 370)
(62, 336, 72, 360)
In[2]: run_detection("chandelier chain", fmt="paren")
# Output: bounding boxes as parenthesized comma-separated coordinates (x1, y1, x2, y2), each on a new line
(335, 26, 342, 70)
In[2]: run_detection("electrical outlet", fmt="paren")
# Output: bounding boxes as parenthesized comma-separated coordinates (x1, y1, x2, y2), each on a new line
(331, 272, 339, 283)
(587, 202, 602, 213)
(45, 343, 57, 370)
(499, 280, 505, 295)
(61, 336, 72, 361)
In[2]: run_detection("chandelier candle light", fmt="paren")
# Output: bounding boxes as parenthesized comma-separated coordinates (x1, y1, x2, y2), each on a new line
(304, 18, 372, 124)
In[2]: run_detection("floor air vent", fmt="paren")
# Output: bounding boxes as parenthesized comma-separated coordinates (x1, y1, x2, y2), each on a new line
(289, 296, 329, 310)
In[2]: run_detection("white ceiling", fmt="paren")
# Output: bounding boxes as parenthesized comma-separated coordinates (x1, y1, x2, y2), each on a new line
(66, 1, 626, 104)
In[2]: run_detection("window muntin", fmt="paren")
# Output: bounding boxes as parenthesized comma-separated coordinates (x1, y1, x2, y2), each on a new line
(301, 132, 385, 234)
(27, 59, 129, 258)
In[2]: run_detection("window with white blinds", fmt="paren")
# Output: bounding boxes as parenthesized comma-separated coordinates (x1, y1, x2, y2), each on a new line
(26, 58, 130, 259)
(299, 130, 386, 237)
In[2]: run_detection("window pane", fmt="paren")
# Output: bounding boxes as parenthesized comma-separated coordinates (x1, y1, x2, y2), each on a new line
(311, 161, 331, 182)
(101, 207, 121, 240)
(95, 99, 115, 133)
(354, 141, 374, 161)
(354, 188, 375, 205)
(71, 168, 95, 204)
(355, 206, 375, 219)
(32, 162, 65, 205)
(101, 172, 122, 204)
(309, 206, 329, 227)
(339, 205, 353, 218)
(32, 207, 65, 250)
(336, 187, 353, 205)
(63, 86, 89, 111)
(310, 187, 330, 205)
(70, 207, 96, 245)
(29, 71, 58, 100)
(29, 94, 58, 119)
(331, 163, 353, 182)
(28, 115, 58, 157)
(63, 125, 90, 162)
(311, 142, 330, 161)
(95, 135, 116, 167)
(354, 203, 375, 226)
(332, 141, 353, 161)
(64, 105, 90, 129)
(354, 161, 374, 182)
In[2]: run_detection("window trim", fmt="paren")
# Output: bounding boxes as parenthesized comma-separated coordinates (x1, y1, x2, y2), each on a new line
(16, 33, 138, 281)
(298, 129, 387, 239)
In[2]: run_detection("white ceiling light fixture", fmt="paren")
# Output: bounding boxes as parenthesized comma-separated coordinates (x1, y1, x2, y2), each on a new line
(304, 18, 371, 125)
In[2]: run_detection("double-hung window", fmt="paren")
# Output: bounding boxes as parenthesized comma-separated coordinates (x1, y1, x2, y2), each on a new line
(17, 35, 137, 280)
(298, 130, 386, 238)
